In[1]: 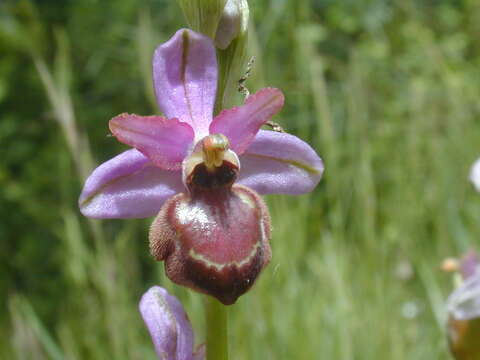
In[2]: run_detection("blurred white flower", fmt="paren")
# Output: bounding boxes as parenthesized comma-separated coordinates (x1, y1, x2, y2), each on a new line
(469, 158, 480, 191)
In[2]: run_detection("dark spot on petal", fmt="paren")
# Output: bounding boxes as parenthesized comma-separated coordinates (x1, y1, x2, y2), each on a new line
(188, 161, 238, 190)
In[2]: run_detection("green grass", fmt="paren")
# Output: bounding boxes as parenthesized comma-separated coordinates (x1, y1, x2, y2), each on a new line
(1, 0, 480, 358)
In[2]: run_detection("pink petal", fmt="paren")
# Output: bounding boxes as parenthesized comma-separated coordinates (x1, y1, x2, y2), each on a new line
(109, 113, 194, 170)
(447, 270, 480, 321)
(139, 286, 195, 360)
(209, 88, 284, 154)
(460, 251, 480, 280)
(237, 130, 324, 195)
(153, 29, 217, 136)
(79, 149, 183, 219)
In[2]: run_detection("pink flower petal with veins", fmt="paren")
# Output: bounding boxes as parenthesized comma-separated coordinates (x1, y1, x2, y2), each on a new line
(238, 130, 324, 195)
(139, 286, 196, 360)
(209, 88, 284, 154)
(153, 29, 217, 136)
(79, 149, 183, 219)
(109, 113, 194, 170)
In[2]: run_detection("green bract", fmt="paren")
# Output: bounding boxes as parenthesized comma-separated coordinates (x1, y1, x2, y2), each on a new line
(176, 0, 228, 38)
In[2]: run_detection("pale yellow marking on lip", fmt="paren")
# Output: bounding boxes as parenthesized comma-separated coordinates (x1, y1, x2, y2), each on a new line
(189, 242, 260, 271)
(237, 191, 255, 209)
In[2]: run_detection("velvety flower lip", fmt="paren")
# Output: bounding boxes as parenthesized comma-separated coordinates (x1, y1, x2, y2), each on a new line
(140, 286, 203, 360)
(79, 28, 324, 219)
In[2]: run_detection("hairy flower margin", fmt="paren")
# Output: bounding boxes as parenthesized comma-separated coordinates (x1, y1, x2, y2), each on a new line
(79, 29, 323, 304)
(447, 251, 480, 359)
(140, 286, 204, 360)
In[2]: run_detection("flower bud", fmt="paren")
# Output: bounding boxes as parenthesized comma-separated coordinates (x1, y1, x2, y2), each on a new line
(214, 1, 250, 110)
(139, 286, 200, 359)
(214, 0, 249, 50)
(176, 0, 228, 39)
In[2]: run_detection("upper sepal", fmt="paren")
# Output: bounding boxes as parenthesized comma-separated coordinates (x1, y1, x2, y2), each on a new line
(153, 29, 217, 136)
(149, 184, 271, 305)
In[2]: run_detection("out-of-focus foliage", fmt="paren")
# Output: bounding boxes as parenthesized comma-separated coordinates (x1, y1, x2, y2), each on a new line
(1, 0, 480, 359)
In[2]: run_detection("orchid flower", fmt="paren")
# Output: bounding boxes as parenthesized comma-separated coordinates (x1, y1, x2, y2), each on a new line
(140, 286, 204, 360)
(79, 29, 323, 304)
(447, 251, 480, 359)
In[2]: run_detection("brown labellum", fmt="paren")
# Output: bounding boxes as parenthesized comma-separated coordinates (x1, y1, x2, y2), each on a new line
(149, 159, 271, 305)
(448, 315, 480, 360)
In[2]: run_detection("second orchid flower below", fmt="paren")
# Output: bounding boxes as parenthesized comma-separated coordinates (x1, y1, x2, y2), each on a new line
(79, 29, 323, 304)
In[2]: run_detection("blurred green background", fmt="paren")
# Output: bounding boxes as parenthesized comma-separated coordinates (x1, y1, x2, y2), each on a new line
(1, 0, 480, 358)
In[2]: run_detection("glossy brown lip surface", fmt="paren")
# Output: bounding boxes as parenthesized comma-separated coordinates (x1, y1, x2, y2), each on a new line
(188, 161, 238, 191)
(448, 315, 480, 360)
(149, 183, 271, 305)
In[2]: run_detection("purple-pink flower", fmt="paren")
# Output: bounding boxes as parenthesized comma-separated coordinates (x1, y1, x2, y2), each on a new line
(79, 29, 323, 304)
(447, 251, 480, 359)
(139, 286, 204, 360)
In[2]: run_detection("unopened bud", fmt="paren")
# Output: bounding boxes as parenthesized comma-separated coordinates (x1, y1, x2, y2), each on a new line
(215, 0, 249, 49)
(176, 0, 228, 38)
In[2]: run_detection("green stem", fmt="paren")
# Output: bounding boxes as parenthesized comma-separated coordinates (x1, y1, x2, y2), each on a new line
(205, 296, 229, 360)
